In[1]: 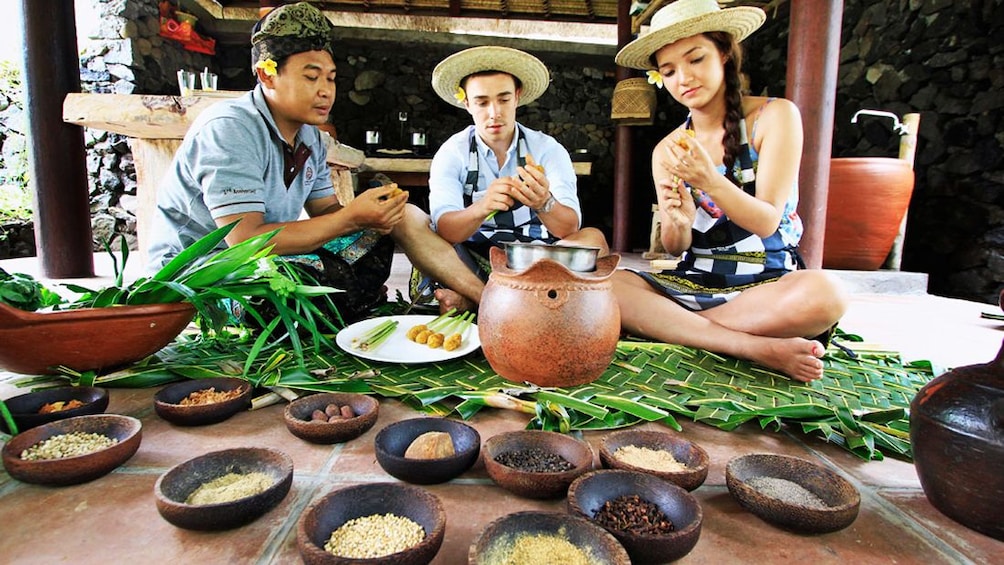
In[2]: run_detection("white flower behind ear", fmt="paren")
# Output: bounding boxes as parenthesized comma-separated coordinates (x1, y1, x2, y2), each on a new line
(646, 70, 664, 89)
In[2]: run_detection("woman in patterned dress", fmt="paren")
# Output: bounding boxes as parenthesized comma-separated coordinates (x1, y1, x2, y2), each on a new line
(611, 0, 847, 382)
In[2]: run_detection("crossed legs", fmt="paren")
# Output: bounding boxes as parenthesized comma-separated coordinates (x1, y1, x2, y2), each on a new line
(612, 269, 848, 382)
(390, 205, 483, 313)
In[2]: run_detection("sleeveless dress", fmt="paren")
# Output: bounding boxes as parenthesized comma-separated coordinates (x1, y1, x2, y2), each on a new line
(634, 99, 804, 311)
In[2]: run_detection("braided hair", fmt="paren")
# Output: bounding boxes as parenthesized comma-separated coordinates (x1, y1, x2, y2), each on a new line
(704, 31, 745, 187)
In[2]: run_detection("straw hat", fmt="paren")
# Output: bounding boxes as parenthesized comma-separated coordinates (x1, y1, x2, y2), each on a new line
(432, 46, 550, 108)
(615, 0, 766, 70)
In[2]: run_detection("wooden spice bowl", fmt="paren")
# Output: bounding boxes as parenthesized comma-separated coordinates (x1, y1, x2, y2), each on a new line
(567, 469, 703, 564)
(469, 510, 630, 564)
(599, 428, 710, 491)
(1, 414, 142, 486)
(154, 447, 293, 531)
(153, 377, 252, 426)
(284, 392, 379, 444)
(483, 429, 593, 499)
(725, 453, 860, 533)
(297, 482, 446, 565)
(374, 417, 481, 484)
(1, 385, 109, 434)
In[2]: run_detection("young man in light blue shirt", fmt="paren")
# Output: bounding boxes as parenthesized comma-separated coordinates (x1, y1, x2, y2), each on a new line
(147, 2, 483, 320)
(427, 46, 609, 311)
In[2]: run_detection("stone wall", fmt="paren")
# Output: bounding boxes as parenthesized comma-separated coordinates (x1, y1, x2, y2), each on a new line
(215, 39, 617, 234)
(4, 0, 1002, 305)
(77, 0, 213, 251)
(742, 0, 1003, 304)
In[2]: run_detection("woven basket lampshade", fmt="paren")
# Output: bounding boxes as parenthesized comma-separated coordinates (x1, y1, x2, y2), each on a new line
(611, 77, 657, 126)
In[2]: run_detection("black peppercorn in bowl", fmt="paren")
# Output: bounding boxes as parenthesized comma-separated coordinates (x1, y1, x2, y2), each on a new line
(483, 429, 593, 499)
(567, 469, 703, 565)
(297, 482, 446, 565)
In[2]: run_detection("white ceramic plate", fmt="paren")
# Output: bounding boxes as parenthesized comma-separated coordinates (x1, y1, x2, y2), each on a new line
(336, 315, 480, 363)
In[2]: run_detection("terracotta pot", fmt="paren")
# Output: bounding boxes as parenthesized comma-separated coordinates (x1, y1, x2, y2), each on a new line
(0, 301, 195, 375)
(822, 157, 914, 270)
(478, 246, 620, 387)
(910, 338, 1004, 541)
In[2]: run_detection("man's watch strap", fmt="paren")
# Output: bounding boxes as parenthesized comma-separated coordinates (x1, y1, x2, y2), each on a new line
(536, 193, 556, 214)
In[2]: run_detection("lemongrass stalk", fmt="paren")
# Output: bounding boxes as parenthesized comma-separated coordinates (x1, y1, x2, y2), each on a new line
(0, 398, 18, 436)
(426, 308, 458, 332)
(251, 391, 284, 411)
(355, 319, 399, 351)
(352, 319, 397, 346)
(360, 321, 398, 351)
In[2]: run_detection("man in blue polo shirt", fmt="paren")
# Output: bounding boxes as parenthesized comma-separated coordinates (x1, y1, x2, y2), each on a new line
(147, 2, 483, 321)
(426, 46, 608, 312)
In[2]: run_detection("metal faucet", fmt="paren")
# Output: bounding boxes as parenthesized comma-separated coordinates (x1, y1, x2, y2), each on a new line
(851, 109, 910, 136)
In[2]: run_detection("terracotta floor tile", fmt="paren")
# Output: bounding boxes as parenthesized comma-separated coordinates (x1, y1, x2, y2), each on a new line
(877, 489, 1004, 563)
(0, 472, 305, 564)
(3, 254, 1002, 564)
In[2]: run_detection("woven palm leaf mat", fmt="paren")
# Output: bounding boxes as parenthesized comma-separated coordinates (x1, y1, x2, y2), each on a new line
(42, 336, 934, 461)
(90, 330, 933, 462)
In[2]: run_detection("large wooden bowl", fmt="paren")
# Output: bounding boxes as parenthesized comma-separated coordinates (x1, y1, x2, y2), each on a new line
(0, 301, 195, 375)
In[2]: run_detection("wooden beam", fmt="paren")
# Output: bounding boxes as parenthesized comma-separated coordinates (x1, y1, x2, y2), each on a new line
(632, 0, 671, 34)
(63, 92, 242, 139)
(786, 0, 843, 269)
(22, 0, 94, 278)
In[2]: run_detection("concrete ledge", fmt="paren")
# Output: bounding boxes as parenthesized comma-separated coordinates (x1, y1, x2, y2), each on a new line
(827, 269, 929, 295)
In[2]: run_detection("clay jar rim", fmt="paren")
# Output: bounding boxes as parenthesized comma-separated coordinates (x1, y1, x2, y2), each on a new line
(487, 245, 621, 281)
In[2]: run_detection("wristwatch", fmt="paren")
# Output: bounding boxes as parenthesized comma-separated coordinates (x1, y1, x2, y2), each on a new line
(536, 193, 556, 214)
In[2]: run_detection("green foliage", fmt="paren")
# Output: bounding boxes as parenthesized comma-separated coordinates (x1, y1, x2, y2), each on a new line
(0, 267, 63, 311)
(0, 59, 30, 223)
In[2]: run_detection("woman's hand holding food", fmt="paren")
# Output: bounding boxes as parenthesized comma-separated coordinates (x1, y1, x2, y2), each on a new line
(656, 175, 696, 229)
(666, 130, 716, 193)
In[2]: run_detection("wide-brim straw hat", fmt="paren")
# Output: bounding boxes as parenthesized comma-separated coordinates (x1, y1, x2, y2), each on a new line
(432, 46, 550, 108)
(615, 0, 766, 70)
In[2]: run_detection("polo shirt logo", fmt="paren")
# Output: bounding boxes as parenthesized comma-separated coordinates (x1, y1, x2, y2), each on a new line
(305, 166, 314, 181)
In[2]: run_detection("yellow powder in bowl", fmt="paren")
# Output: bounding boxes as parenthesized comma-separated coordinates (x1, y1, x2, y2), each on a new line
(185, 472, 274, 505)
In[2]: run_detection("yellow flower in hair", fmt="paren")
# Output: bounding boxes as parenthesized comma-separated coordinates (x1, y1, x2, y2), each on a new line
(256, 58, 278, 77)
(646, 70, 664, 89)
(454, 86, 466, 103)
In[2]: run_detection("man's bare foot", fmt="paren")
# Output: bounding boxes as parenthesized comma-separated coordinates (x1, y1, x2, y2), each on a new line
(750, 337, 826, 382)
(434, 288, 476, 315)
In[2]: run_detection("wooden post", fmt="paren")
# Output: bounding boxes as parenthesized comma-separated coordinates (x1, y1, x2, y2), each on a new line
(612, 0, 633, 252)
(21, 0, 94, 278)
(785, 0, 843, 269)
(884, 112, 921, 270)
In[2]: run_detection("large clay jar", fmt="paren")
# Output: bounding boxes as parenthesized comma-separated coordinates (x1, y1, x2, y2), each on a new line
(478, 246, 621, 388)
(823, 157, 914, 271)
(910, 339, 1004, 541)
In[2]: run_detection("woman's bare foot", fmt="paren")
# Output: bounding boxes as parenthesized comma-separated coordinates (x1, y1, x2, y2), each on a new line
(748, 337, 826, 382)
(434, 288, 476, 315)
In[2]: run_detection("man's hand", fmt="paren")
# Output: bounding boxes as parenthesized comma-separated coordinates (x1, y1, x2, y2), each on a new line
(513, 154, 550, 210)
(479, 177, 521, 218)
(344, 184, 408, 234)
